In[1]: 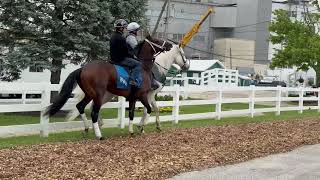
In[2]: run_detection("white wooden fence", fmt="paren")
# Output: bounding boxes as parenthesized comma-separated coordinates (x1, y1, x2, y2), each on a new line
(0, 82, 319, 138)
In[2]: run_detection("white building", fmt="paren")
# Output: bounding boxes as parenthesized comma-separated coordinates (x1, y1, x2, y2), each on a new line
(167, 59, 240, 87)
(13, 61, 80, 83)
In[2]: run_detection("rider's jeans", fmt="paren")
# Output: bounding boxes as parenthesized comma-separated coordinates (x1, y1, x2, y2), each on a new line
(120, 57, 142, 85)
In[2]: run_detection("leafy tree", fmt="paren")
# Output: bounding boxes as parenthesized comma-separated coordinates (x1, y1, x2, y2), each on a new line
(0, 0, 147, 83)
(269, 9, 320, 86)
(108, 0, 148, 25)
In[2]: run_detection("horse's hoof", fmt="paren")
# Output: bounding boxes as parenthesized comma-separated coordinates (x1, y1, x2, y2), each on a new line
(156, 127, 162, 132)
(139, 126, 145, 134)
(82, 128, 89, 138)
(136, 125, 143, 134)
(98, 137, 105, 140)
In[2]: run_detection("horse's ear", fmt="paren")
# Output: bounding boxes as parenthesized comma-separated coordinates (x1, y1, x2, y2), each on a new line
(144, 30, 151, 39)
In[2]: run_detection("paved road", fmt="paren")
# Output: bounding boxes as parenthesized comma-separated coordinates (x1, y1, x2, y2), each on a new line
(169, 144, 320, 180)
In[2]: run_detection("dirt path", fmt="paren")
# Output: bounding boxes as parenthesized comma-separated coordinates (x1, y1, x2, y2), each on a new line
(0, 118, 320, 180)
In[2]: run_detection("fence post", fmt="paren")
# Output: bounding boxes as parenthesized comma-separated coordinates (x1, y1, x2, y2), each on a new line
(22, 82, 26, 104)
(235, 70, 239, 86)
(215, 86, 222, 120)
(299, 87, 304, 114)
(118, 96, 126, 129)
(40, 83, 50, 137)
(318, 88, 320, 113)
(249, 85, 255, 118)
(275, 85, 281, 116)
(183, 77, 188, 99)
(172, 84, 180, 124)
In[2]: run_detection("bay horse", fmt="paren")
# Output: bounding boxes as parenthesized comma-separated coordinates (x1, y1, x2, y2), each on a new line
(44, 35, 187, 140)
(68, 43, 189, 135)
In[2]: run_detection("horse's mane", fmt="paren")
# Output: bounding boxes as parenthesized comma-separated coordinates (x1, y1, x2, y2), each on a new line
(135, 40, 145, 56)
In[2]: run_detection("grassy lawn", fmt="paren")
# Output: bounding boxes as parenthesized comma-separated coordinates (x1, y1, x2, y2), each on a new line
(0, 109, 319, 149)
(0, 103, 270, 126)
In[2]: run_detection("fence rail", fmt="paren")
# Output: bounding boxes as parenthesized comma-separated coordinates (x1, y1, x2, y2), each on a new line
(0, 82, 319, 137)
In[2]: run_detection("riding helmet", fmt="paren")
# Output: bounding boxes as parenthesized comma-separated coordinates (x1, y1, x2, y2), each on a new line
(127, 22, 140, 32)
(114, 19, 128, 28)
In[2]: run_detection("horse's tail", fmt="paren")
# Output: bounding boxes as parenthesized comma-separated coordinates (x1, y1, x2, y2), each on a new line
(44, 68, 82, 116)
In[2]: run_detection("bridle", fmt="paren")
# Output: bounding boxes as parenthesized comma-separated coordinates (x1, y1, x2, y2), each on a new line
(153, 45, 189, 73)
(144, 39, 169, 58)
(143, 38, 189, 75)
(178, 47, 189, 70)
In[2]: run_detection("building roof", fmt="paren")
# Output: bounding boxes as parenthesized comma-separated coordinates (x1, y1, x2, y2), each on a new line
(188, 59, 225, 72)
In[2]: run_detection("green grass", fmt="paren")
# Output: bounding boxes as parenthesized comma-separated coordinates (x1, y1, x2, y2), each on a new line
(0, 114, 66, 126)
(0, 103, 271, 126)
(0, 109, 319, 149)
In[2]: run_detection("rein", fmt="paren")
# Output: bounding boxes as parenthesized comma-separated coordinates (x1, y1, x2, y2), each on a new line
(144, 39, 167, 58)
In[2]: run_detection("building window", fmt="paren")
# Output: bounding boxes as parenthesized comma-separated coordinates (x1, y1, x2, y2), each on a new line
(288, 10, 297, 18)
(173, 33, 184, 41)
(29, 64, 43, 72)
(155, 32, 164, 39)
(193, 35, 205, 42)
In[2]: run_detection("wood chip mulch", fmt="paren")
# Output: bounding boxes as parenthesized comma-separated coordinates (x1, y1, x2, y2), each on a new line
(0, 118, 320, 180)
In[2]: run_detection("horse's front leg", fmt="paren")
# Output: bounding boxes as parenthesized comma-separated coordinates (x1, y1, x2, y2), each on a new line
(138, 96, 152, 134)
(128, 99, 137, 135)
(138, 92, 153, 134)
(138, 107, 149, 134)
(151, 99, 161, 131)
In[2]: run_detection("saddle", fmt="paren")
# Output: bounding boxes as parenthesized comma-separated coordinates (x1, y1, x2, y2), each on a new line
(109, 61, 142, 90)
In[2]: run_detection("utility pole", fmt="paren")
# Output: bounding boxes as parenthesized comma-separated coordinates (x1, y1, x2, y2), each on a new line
(152, 0, 170, 36)
(229, 47, 233, 69)
(164, 0, 171, 39)
(288, 0, 292, 17)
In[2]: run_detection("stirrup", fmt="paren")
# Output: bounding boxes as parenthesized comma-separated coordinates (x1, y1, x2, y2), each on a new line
(129, 80, 137, 86)
(151, 83, 159, 90)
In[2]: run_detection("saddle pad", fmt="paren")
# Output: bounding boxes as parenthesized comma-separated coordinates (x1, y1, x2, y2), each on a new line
(114, 65, 142, 89)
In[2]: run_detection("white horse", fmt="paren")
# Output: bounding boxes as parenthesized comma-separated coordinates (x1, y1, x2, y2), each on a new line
(67, 43, 190, 134)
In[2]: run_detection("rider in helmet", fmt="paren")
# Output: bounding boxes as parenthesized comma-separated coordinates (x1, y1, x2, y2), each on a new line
(126, 22, 159, 90)
(126, 22, 140, 52)
(110, 19, 141, 87)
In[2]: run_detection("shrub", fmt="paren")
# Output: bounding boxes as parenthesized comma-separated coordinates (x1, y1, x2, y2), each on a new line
(155, 95, 183, 101)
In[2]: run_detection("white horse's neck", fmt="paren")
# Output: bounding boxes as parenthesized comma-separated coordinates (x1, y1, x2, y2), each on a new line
(154, 45, 178, 75)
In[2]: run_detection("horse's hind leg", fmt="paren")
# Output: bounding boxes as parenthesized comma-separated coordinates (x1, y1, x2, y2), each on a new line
(91, 102, 104, 140)
(128, 99, 137, 135)
(76, 96, 91, 135)
(97, 92, 115, 128)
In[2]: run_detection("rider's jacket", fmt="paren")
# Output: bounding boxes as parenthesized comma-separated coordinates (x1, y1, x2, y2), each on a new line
(126, 34, 138, 50)
(110, 31, 134, 63)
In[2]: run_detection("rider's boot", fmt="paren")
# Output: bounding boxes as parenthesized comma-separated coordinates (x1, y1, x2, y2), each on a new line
(151, 75, 159, 90)
(149, 72, 159, 90)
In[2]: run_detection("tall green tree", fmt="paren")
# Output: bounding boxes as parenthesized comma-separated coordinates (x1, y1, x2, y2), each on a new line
(0, 0, 148, 83)
(269, 9, 320, 86)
